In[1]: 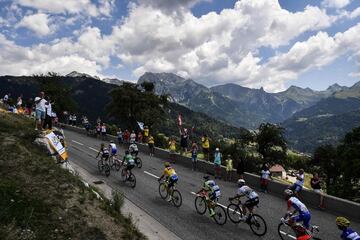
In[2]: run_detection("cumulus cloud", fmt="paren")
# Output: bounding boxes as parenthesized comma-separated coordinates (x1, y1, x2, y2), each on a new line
(322, 0, 352, 9)
(16, 13, 52, 36)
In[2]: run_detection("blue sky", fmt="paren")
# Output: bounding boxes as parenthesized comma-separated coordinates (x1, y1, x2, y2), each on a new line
(0, 0, 359, 92)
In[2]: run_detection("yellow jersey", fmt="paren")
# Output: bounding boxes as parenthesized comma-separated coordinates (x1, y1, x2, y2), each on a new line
(164, 167, 176, 177)
(202, 137, 209, 149)
(144, 129, 149, 137)
(148, 136, 154, 144)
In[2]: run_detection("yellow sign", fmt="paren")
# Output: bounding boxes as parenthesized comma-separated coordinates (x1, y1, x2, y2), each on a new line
(45, 131, 68, 161)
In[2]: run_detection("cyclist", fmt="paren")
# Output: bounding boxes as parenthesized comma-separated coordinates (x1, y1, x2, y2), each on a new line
(122, 150, 135, 180)
(229, 179, 259, 223)
(336, 217, 360, 240)
(198, 176, 220, 217)
(96, 143, 110, 162)
(129, 140, 139, 157)
(158, 162, 178, 202)
(109, 140, 117, 157)
(283, 189, 311, 230)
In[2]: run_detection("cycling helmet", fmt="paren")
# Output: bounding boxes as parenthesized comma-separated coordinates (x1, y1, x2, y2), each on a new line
(203, 175, 210, 180)
(164, 162, 171, 167)
(237, 179, 245, 186)
(125, 150, 130, 155)
(284, 189, 294, 196)
(336, 217, 350, 227)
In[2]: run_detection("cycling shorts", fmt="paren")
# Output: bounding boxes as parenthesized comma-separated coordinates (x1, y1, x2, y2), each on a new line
(126, 164, 135, 171)
(245, 197, 259, 208)
(292, 211, 311, 229)
(290, 183, 303, 193)
(168, 175, 178, 188)
(111, 149, 117, 155)
(102, 153, 109, 160)
(209, 191, 220, 201)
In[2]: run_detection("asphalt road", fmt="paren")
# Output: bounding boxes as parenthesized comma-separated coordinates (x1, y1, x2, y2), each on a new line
(64, 129, 360, 240)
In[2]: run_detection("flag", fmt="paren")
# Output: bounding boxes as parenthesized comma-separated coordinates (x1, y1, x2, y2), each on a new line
(137, 121, 144, 131)
(178, 113, 182, 126)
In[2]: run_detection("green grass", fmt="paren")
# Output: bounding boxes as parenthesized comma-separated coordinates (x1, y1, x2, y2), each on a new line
(0, 111, 145, 240)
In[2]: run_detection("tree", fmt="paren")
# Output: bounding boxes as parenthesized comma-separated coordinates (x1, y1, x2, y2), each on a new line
(256, 123, 287, 165)
(141, 81, 155, 93)
(34, 73, 77, 119)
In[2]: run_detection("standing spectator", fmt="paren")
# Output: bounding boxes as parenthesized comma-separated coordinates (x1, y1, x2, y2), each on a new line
(43, 96, 53, 130)
(130, 130, 136, 143)
(68, 114, 73, 125)
(260, 163, 271, 193)
(124, 129, 130, 143)
(289, 169, 305, 197)
(101, 123, 107, 140)
(191, 140, 198, 171)
(16, 95, 23, 110)
(117, 128, 123, 144)
(236, 157, 245, 179)
(3, 93, 10, 105)
(73, 114, 77, 126)
(143, 126, 149, 143)
(225, 155, 234, 181)
(180, 128, 189, 155)
(137, 131, 143, 143)
(148, 134, 155, 157)
(214, 148, 222, 179)
(34, 92, 46, 131)
(96, 123, 101, 138)
(96, 117, 101, 125)
(168, 138, 177, 163)
(201, 134, 210, 161)
(311, 172, 325, 210)
(25, 98, 33, 116)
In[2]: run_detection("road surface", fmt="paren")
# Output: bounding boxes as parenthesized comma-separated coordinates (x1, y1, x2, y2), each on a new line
(64, 129, 360, 240)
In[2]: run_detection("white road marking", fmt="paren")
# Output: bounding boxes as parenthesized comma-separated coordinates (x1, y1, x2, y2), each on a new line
(279, 230, 296, 239)
(144, 171, 159, 179)
(71, 140, 84, 146)
(88, 147, 98, 152)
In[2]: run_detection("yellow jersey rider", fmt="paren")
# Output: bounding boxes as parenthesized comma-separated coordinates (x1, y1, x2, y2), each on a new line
(158, 162, 178, 202)
(198, 175, 221, 217)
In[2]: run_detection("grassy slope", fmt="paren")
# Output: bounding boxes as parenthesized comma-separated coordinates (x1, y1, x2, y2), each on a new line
(0, 111, 144, 240)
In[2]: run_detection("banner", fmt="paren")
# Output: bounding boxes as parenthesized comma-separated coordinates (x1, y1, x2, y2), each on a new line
(45, 131, 68, 161)
(178, 113, 182, 126)
(137, 121, 144, 131)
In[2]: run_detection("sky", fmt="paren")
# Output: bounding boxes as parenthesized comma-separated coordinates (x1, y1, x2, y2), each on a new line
(0, 0, 360, 92)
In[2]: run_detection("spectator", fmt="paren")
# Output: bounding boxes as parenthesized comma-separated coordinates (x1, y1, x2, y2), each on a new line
(72, 114, 77, 126)
(214, 148, 222, 179)
(96, 117, 101, 125)
(130, 130, 136, 143)
(43, 96, 53, 130)
(3, 93, 10, 105)
(34, 91, 46, 131)
(169, 137, 177, 163)
(180, 128, 189, 155)
(117, 128, 123, 144)
(148, 134, 155, 157)
(260, 163, 271, 193)
(124, 129, 130, 143)
(16, 95, 23, 109)
(96, 123, 101, 138)
(289, 169, 305, 197)
(236, 157, 245, 179)
(225, 154, 234, 181)
(101, 123, 107, 140)
(143, 126, 149, 143)
(311, 172, 325, 210)
(25, 98, 33, 115)
(137, 131, 143, 143)
(191, 140, 198, 171)
(201, 134, 210, 161)
(68, 114, 73, 125)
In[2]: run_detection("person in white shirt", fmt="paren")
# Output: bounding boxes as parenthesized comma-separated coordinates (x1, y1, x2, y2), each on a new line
(43, 96, 53, 130)
(289, 169, 305, 197)
(260, 163, 271, 193)
(3, 93, 9, 104)
(130, 130, 136, 143)
(34, 92, 46, 131)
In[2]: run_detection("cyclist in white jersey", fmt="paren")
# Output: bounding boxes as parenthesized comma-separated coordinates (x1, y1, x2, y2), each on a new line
(109, 140, 117, 157)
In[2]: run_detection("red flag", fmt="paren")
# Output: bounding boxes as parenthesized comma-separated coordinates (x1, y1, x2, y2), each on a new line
(178, 113, 182, 126)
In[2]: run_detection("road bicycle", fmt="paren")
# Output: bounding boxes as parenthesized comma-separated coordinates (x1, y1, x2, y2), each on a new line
(131, 152, 142, 168)
(227, 198, 267, 236)
(97, 157, 110, 177)
(108, 154, 121, 171)
(120, 164, 136, 188)
(278, 214, 321, 240)
(158, 179, 182, 208)
(194, 190, 227, 225)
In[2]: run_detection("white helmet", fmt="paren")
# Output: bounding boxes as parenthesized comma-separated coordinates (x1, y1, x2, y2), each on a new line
(237, 179, 245, 186)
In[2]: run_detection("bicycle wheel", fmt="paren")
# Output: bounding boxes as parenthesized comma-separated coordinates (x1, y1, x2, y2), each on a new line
(213, 205, 227, 225)
(158, 183, 168, 200)
(135, 157, 142, 168)
(129, 173, 136, 188)
(97, 160, 103, 173)
(113, 160, 121, 171)
(227, 203, 243, 224)
(121, 168, 127, 182)
(195, 196, 207, 215)
(278, 222, 296, 240)
(249, 214, 267, 236)
(104, 164, 110, 177)
(172, 190, 182, 208)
